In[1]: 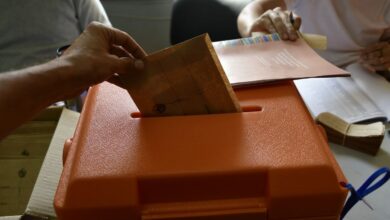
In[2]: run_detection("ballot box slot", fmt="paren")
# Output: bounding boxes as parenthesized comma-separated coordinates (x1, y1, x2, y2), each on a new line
(130, 105, 263, 118)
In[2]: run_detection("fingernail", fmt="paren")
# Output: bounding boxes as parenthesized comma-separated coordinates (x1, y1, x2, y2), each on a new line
(134, 59, 144, 70)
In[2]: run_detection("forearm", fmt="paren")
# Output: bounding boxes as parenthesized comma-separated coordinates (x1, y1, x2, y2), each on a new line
(237, 0, 286, 37)
(0, 22, 147, 140)
(0, 59, 76, 139)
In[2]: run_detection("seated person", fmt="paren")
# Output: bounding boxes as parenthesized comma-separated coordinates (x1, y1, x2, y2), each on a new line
(237, 0, 390, 72)
(0, 0, 112, 110)
(0, 0, 111, 72)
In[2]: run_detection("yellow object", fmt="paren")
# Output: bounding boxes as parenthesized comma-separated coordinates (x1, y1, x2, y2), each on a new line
(300, 33, 328, 50)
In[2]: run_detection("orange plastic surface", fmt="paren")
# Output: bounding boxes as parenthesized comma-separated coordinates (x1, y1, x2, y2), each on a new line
(54, 82, 347, 220)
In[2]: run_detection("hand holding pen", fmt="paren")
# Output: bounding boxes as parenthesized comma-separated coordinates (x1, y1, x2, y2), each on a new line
(248, 7, 301, 41)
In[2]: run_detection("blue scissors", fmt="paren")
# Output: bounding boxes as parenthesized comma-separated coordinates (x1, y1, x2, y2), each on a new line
(340, 167, 390, 219)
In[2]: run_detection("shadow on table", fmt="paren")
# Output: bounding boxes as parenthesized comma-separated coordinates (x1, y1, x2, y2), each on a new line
(330, 143, 390, 169)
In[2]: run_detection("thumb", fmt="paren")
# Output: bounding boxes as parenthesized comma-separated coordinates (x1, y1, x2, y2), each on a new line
(113, 56, 145, 75)
(293, 15, 302, 30)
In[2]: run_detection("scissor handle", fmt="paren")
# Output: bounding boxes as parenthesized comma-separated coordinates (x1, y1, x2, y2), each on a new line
(340, 167, 390, 220)
(358, 167, 390, 197)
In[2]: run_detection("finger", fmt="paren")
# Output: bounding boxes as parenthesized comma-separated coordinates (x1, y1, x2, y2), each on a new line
(109, 55, 144, 75)
(112, 30, 146, 59)
(361, 57, 390, 72)
(110, 45, 131, 58)
(110, 45, 133, 57)
(278, 10, 295, 40)
(368, 50, 382, 59)
(361, 50, 381, 60)
(268, 9, 288, 40)
(292, 13, 302, 30)
(370, 64, 390, 71)
(362, 42, 388, 54)
(380, 56, 390, 64)
(382, 43, 390, 58)
(284, 11, 298, 40)
(101, 24, 147, 59)
(256, 15, 277, 34)
(360, 62, 376, 73)
(364, 57, 382, 66)
(371, 59, 390, 71)
(364, 59, 382, 66)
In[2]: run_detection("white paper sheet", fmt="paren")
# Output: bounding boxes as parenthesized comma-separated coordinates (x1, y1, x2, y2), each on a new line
(294, 63, 389, 123)
(346, 63, 390, 121)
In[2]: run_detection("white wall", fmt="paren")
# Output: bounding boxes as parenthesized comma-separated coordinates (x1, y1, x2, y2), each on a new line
(102, 0, 173, 53)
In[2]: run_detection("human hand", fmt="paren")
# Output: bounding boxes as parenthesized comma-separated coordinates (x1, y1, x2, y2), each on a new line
(59, 22, 147, 98)
(360, 41, 390, 72)
(248, 7, 301, 41)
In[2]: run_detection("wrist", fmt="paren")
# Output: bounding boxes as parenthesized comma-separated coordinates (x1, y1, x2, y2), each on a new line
(29, 58, 81, 104)
(50, 57, 88, 101)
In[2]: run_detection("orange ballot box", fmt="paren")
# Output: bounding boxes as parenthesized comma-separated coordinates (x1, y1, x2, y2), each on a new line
(54, 82, 348, 220)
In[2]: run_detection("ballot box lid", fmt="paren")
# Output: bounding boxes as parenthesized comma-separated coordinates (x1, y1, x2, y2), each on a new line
(55, 82, 347, 220)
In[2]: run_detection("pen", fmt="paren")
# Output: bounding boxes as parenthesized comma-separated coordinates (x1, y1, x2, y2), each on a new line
(289, 11, 302, 39)
(289, 11, 294, 25)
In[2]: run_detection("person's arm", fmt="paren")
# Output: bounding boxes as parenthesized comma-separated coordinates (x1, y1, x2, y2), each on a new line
(0, 22, 146, 140)
(237, 0, 300, 40)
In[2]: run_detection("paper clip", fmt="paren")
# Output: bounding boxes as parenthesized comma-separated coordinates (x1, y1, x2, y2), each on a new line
(340, 167, 390, 219)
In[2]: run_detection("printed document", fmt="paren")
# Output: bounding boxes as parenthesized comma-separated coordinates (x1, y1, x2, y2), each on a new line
(295, 63, 390, 123)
